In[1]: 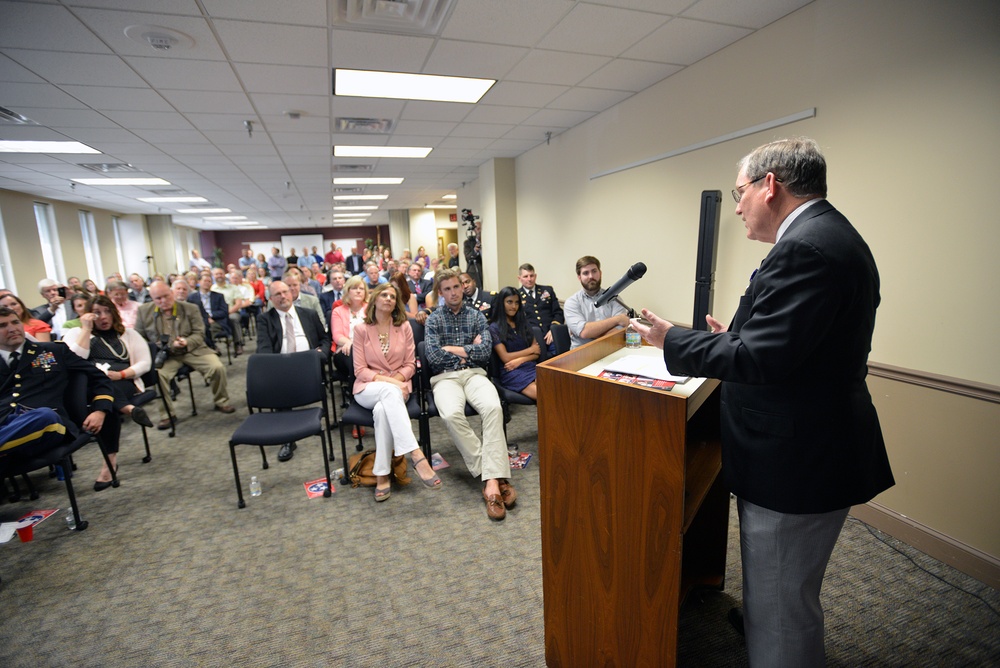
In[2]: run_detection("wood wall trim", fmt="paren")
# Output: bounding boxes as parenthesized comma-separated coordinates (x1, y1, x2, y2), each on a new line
(850, 502, 1000, 589)
(867, 361, 1000, 404)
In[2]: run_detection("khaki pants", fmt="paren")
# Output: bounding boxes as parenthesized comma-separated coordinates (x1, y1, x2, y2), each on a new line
(157, 351, 229, 418)
(430, 368, 510, 481)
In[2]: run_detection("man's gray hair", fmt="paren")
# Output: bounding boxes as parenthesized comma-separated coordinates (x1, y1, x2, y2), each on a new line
(37, 278, 58, 293)
(739, 137, 827, 199)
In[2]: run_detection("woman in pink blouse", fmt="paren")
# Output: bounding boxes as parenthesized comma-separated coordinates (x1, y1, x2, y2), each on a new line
(353, 283, 441, 501)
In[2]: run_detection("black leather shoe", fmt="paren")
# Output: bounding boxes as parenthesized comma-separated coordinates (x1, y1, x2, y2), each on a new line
(728, 607, 745, 637)
(130, 406, 154, 428)
(277, 443, 297, 462)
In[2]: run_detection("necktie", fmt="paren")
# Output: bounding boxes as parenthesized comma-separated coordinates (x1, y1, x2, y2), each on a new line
(334, 291, 341, 302)
(6, 351, 18, 371)
(284, 313, 297, 353)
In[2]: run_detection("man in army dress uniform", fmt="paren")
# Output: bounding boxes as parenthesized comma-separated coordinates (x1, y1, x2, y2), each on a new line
(516, 263, 564, 351)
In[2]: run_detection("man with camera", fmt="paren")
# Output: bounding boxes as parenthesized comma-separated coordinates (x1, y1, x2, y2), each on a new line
(135, 281, 234, 429)
(32, 278, 75, 337)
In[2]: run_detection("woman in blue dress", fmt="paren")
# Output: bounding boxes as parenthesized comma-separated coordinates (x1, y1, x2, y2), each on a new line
(487, 286, 541, 400)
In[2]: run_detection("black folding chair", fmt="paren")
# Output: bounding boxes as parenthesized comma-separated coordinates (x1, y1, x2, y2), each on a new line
(550, 323, 571, 356)
(414, 341, 477, 460)
(488, 326, 546, 448)
(228, 351, 334, 508)
(131, 342, 177, 460)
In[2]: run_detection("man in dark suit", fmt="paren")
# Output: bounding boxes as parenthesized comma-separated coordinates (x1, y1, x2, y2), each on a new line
(257, 280, 331, 462)
(405, 262, 433, 309)
(460, 272, 494, 319)
(634, 138, 894, 667)
(319, 269, 346, 322)
(0, 305, 113, 465)
(516, 263, 564, 349)
(32, 278, 75, 336)
(344, 248, 364, 276)
(190, 274, 230, 344)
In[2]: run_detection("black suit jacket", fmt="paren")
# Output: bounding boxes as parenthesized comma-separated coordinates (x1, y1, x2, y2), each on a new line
(407, 278, 433, 307)
(518, 284, 563, 333)
(319, 290, 342, 321)
(345, 254, 364, 275)
(0, 341, 114, 437)
(31, 302, 75, 325)
(257, 306, 331, 359)
(189, 292, 230, 335)
(664, 200, 893, 514)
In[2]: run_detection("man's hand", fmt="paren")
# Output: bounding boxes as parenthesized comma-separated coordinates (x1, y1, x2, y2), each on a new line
(442, 345, 468, 358)
(544, 330, 553, 345)
(82, 410, 106, 434)
(706, 314, 727, 333)
(171, 336, 187, 350)
(630, 309, 674, 350)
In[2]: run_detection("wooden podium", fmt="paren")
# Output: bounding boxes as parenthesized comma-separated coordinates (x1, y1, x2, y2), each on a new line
(537, 330, 729, 667)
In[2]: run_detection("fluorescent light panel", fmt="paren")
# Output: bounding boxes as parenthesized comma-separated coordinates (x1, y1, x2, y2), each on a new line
(334, 205, 378, 211)
(333, 195, 387, 201)
(137, 196, 207, 203)
(442, 194, 457, 200)
(204, 216, 247, 220)
(73, 178, 171, 186)
(1, 140, 101, 154)
(335, 69, 495, 104)
(334, 213, 370, 218)
(425, 205, 457, 209)
(334, 145, 431, 158)
(333, 177, 403, 185)
(178, 208, 231, 213)
(223, 221, 259, 225)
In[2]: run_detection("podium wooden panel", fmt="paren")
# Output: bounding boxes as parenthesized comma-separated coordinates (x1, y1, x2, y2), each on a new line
(537, 330, 728, 667)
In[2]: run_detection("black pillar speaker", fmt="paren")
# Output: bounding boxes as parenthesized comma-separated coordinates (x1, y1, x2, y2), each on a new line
(692, 190, 722, 331)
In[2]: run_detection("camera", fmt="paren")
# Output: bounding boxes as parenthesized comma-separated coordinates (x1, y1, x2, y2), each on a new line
(461, 208, 480, 236)
(154, 334, 171, 369)
(57, 286, 67, 298)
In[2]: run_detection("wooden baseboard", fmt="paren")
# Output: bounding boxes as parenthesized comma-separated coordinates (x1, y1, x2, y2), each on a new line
(850, 501, 1000, 589)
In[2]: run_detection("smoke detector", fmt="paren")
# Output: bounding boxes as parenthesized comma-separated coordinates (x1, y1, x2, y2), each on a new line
(124, 25, 195, 52)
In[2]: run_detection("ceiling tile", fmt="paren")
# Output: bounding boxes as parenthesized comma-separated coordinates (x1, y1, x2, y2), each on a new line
(158, 90, 255, 114)
(0, 2, 113, 53)
(683, 0, 814, 29)
(202, 0, 328, 25)
(442, 0, 575, 47)
(392, 120, 458, 136)
(538, 3, 669, 57)
(125, 56, 242, 91)
(3, 49, 148, 87)
(623, 18, 752, 65)
(0, 54, 46, 83)
(506, 50, 611, 86)
(235, 63, 330, 95)
(479, 81, 569, 108)
(592, 0, 690, 14)
(461, 105, 536, 125)
(215, 20, 327, 67)
(17, 107, 119, 129)
(449, 123, 514, 139)
(400, 101, 473, 123)
(424, 40, 529, 79)
(1, 82, 88, 110)
(101, 110, 196, 131)
(330, 29, 435, 72)
(547, 87, 633, 113)
(59, 85, 173, 112)
(577, 59, 682, 92)
(521, 108, 596, 129)
(71, 8, 225, 60)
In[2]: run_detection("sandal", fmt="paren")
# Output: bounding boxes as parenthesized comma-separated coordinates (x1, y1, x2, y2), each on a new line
(374, 483, 391, 502)
(411, 453, 442, 489)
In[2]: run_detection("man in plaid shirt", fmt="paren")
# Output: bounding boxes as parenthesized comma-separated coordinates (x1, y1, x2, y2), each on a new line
(424, 269, 516, 521)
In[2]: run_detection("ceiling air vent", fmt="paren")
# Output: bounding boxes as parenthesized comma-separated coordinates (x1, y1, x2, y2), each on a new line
(332, 164, 373, 173)
(331, 0, 458, 36)
(78, 163, 140, 173)
(335, 117, 394, 134)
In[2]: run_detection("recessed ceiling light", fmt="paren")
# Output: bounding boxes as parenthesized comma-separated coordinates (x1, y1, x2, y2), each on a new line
(178, 208, 232, 213)
(333, 177, 403, 185)
(333, 195, 388, 201)
(0, 140, 101, 154)
(204, 216, 247, 221)
(442, 194, 457, 200)
(334, 69, 495, 104)
(333, 221, 366, 226)
(334, 212, 371, 218)
(425, 204, 457, 209)
(73, 178, 171, 186)
(334, 205, 378, 211)
(334, 145, 432, 158)
(222, 221, 260, 225)
(136, 196, 207, 203)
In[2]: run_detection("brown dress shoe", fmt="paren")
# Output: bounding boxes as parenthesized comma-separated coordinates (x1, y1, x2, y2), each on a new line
(483, 491, 506, 521)
(156, 417, 174, 431)
(215, 404, 236, 414)
(498, 479, 517, 508)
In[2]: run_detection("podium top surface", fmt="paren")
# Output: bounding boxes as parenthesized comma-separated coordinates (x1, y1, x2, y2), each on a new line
(576, 345, 707, 398)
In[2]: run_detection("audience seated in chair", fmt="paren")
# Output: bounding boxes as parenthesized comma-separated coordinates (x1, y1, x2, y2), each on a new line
(106, 280, 140, 330)
(62, 295, 156, 489)
(516, 263, 564, 354)
(256, 279, 332, 463)
(564, 255, 630, 349)
(353, 283, 441, 501)
(31, 278, 75, 338)
(3, 293, 52, 342)
(210, 268, 247, 355)
(423, 269, 516, 521)
(134, 281, 235, 430)
(487, 287, 540, 401)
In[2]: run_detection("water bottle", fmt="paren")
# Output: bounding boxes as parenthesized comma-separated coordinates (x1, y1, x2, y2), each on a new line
(625, 322, 641, 349)
(249, 476, 262, 497)
(65, 509, 76, 530)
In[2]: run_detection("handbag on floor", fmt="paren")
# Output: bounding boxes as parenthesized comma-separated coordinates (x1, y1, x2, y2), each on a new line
(347, 449, 411, 487)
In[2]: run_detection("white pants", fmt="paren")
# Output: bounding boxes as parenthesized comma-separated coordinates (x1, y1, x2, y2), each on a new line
(738, 497, 849, 668)
(354, 382, 419, 476)
(430, 368, 510, 481)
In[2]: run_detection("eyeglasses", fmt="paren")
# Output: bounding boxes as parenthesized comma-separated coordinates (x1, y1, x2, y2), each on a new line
(732, 175, 766, 203)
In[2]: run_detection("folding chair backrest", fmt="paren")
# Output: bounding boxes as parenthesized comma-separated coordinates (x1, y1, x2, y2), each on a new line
(409, 318, 425, 347)
(245, 351, 324, 410)
(551, 323, 571, 356)
(142, 342, 160, 387)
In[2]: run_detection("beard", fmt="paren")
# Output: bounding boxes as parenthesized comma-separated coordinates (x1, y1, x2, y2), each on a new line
(583, 278, 601, 293)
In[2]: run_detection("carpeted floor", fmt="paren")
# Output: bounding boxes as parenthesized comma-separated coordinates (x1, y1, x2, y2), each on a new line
(1, 336, 998, 667)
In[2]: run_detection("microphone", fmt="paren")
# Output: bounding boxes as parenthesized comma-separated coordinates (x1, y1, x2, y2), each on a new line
(594, 262, 646, 307)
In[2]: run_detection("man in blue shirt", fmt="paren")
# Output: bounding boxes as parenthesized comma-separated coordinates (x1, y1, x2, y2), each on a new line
(267, 247, 287, 280)
(424, 269, 514, 521)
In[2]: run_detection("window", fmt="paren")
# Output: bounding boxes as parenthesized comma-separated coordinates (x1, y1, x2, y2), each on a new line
(112, 216, 126, 278)
(0, 207, 16, 293)
(34, 202, 65, 283)
(79, 210, 104, 283)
